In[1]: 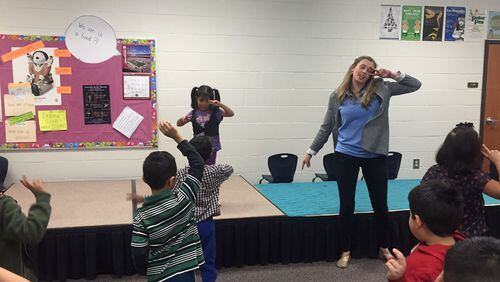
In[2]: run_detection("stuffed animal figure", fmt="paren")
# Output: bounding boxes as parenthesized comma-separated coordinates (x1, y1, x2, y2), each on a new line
(26, 50, 54, 96)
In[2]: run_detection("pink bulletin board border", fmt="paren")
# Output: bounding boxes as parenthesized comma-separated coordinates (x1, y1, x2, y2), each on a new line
(0, 34, 157, 150)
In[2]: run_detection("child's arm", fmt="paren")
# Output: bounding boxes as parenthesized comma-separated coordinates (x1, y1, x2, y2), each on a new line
(217, 164, 234, 182)
(131, 216, 149, 275)
(385, 248, 406, 282)
(1, 176, 51, 245)
(481, 144, 500, 199)
(209, 100, 234, 117)
(127, 193, 145, 204)
(158, 121, 204, 183)
(176, 115, 190, 127)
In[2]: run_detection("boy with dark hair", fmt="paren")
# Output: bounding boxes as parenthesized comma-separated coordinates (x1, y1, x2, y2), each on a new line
(130, 135, 233, 282)
(436, 237, 500, 282)
(131, 121, 205, 282)
(385, 180, 464, 282)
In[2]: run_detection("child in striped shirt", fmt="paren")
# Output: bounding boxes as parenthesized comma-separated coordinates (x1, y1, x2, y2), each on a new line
(130, 136, 233, 282)
(131, 121, 204, 282)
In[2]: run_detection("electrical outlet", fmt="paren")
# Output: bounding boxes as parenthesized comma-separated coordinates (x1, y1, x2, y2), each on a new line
(413, 159, 420, 169)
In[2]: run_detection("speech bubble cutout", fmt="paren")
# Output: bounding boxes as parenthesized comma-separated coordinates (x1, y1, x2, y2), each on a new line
(65, 15, 120, 64)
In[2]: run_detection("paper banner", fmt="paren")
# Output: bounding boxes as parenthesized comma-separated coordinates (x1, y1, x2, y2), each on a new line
(5, 121, 37, 143)
(1, 40, 44, 63)
(38, 110, 68, 131)
(8, 111, 34, 125)
(57, 86, 72, 94)
(4, 94, 35, 117)
(54, 49, 72, 57)
(55, 67, 72, 75)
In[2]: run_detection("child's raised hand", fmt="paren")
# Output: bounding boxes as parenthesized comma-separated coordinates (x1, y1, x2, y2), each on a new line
(20, 175, 45, 194)
(159, 121, 183, 143)
(482, 144, 500, 165)
(127, 193, 145, 204)
(385, 248, 406, 280)
(208, 100, 221, 107)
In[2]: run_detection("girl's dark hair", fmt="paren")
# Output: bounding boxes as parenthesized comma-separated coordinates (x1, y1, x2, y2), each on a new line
(190, 85, 221, 110)
(436, 122, 482, 175)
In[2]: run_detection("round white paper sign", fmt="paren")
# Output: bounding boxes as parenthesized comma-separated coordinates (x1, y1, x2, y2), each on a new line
(65, 15, 120, 64)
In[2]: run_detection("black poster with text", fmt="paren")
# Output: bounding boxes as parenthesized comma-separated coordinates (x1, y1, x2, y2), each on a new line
(83, 85, 111, 125)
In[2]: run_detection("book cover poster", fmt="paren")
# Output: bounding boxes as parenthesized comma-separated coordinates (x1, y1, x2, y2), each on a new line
(423, 6, 444, 41)
(445, 7, 466, 41)
(487, 11, 500, 39)
(380, 5, 401, 40)
(466, 9, 487, 41)
(401, 6, 422, 41)
(83, 85, 111, 125)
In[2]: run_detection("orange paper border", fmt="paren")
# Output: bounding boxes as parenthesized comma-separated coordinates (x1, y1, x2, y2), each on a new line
(1, 40, 45, 63)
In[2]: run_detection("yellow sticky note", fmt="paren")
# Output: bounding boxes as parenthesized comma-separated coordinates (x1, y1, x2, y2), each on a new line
(55, 67, 72, 75)
(38, 110, 68, 131)
(5, 121, 37, 143)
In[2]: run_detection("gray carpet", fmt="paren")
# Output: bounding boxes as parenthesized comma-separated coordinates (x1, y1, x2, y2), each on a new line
(87, 259, 387, 282)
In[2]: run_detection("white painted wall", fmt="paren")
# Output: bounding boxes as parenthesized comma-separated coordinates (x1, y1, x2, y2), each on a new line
(1, 0, 499, 184)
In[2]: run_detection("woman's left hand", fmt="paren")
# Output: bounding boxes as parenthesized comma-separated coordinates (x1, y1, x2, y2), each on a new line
(375, 68, 394, 78)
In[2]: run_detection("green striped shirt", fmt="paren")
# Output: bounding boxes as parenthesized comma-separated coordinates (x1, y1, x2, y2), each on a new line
(131, 174, 204, 281)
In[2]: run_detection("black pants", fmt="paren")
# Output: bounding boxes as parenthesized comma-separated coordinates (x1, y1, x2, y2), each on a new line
(332, 152, 389, 252)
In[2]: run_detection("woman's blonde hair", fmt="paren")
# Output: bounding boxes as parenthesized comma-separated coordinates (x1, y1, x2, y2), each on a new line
(337, 56, 379, 107)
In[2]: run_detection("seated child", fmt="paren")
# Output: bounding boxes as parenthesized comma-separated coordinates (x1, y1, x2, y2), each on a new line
(436, 236, 500, 282)
(385, 180, 464, 282)
(130, 135, 233, 282)
(131, 121, 205, 282)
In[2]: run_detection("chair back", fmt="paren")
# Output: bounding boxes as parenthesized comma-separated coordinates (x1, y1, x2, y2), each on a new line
(387, 151, 402, 180)
(323, 153, 337, 181)
(268, 153, 298, 183)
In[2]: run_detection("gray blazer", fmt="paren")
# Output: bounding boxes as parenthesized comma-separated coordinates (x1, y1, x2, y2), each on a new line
(309, 74, 422, 156)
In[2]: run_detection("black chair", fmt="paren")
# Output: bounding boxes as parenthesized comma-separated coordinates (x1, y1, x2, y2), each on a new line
(312, 153, 336, 182)
(360, 151, 402, 181)
(259, 153, 298, 184)
(387, 151, 402, 180)
(0, 156, 8, 192)
(490, 162, 499, 181)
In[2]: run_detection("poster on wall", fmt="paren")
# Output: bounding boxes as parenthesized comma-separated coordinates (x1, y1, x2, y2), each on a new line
(401, 6, 422, 41)
(487, 11, 500, 39)
(11, 47, 62, 105)
(122, 44, 152, 73)
(83, 85, 111, 125)
(423, 6, 444, 41)
(380, 5, 401, 40)
(445, 7, 466, 41)
(465, 9, 487, 41)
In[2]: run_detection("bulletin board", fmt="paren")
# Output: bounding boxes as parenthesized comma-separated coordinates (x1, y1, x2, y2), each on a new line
(0, 34, 157, 150)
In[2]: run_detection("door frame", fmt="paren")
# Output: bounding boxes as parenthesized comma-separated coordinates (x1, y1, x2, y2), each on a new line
(480, 40, 500, 140)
